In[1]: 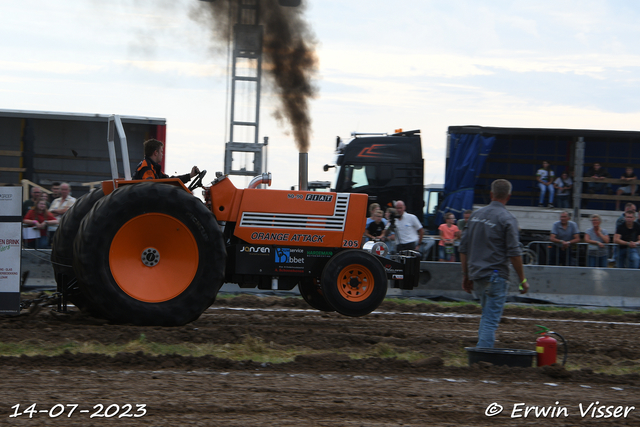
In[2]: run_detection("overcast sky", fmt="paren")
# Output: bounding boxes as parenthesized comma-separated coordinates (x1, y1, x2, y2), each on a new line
(2, 0, 640, 190)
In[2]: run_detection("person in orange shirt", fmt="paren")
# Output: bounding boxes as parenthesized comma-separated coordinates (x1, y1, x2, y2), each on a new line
(133, 139, 200, 182)
(438, 213, 459, 262)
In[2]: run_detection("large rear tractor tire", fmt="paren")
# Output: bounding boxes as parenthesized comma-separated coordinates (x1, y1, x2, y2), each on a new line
(298, 277, 335, 312)
(73, 182, 226, 326)
(51, 188, 105, 312)
(320, 250, 388, 317)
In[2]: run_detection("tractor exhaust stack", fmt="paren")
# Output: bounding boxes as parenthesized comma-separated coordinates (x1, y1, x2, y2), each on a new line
(299, 152, 308, 191)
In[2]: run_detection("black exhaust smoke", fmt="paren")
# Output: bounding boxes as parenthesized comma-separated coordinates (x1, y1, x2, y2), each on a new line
(191, 0, 318, 153)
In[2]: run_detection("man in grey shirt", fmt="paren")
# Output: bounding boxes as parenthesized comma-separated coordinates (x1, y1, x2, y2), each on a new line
(549, 211, 580, 266)
(459, 179, 528, 348)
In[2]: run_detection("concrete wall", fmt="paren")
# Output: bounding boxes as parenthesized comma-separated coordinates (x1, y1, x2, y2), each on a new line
(22, 251, 640, 308)
(411, 261, 640, 308)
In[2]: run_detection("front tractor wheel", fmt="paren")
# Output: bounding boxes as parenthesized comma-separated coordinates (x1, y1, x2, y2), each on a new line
(321, 250, 387, 317)
(73, 182, 226, 326)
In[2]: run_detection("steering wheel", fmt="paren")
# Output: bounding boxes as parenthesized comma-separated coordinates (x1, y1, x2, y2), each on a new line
(188, 169, 207, 192)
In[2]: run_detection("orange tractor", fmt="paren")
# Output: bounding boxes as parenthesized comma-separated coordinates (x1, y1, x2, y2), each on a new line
(51, 117, 420, 326)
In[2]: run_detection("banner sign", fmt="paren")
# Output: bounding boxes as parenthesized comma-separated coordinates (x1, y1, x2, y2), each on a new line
(0, 186, 22, 314)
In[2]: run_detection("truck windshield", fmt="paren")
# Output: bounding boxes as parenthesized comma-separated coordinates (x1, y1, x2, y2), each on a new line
(334, 165, 372, 191)
(425, 190, 439, 216)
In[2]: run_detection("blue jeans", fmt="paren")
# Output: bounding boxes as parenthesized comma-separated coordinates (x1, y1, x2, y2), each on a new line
(538, 183, 554, 204)
(474, 276, 508, 348)
(438, 245, 456, 262)
(36, 235, 49, 249)
(420, 239, 436, 261)
(588, 255, 608, 267)
(617, 247, 639, 268)
(556, 195, 569, 208)
(27, 235, 49, 249)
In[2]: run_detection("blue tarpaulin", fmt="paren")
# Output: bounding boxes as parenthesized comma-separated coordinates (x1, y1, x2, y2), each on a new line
(436, 133, 495, 224)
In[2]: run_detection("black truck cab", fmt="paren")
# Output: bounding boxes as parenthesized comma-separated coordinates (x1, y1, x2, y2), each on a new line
(325, 130, 424, 217)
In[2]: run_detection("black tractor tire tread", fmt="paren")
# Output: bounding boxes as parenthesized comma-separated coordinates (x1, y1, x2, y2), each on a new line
(51, 188, 104, 277)
(50, 188, 105, 311)
(73, 182, 225, 326)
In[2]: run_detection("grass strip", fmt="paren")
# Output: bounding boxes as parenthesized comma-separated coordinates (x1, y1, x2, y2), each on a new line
(1, 335, 638, 375)
(0, 335, 425, 365)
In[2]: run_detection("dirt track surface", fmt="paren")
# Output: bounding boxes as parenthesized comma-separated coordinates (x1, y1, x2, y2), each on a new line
(1, 295, 640, 426)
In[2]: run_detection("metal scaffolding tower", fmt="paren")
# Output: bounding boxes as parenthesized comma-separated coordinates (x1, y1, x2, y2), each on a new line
(224, 0, 266, 176)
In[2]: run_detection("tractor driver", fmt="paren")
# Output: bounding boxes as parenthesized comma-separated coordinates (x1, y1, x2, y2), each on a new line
(134, 139, 200, 183)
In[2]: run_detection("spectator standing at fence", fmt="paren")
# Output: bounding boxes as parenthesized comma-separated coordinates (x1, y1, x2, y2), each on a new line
(536, 160, 555, 207)
(363, 203, 385, 244)
(459, 179, 528, 348)
(23, 199, 58, 249)
(553, 172, 573, 208)
(365, 203, 381, 227)
(49, 183, 76, 241)
(616, 203, 639, 229)
(381, 207, 397, 254)
(50, 182, 61, 200)
(616, 167, 638, 211)
(614, 210, 640, 268)
(49, 183, 76, 216)
(549, 211, 580, 266)
(584, 214, 610, 267)
(614, 204, 639, 266)
(364, 209, 386, 241)
(438, 213, 459, 262)
(619, 203, 637, 217)
(393, 200, 424, 252)
(457, 210, 473, 234)
(22, 187, 43, 216)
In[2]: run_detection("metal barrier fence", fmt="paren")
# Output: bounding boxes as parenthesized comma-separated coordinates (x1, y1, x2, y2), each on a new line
(419, 238, 452, 262)
(419, 238, 636, 269)
(420, 239, 536, 263)
(525, 241, 621, 268)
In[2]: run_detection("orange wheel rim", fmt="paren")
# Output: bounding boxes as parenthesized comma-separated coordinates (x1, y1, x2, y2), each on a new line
(109, 213, 198, 303)
(337, 264, 374, 302)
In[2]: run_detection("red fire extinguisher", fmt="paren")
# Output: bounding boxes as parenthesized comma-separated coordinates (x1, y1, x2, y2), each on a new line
(536, 325, 567, 367)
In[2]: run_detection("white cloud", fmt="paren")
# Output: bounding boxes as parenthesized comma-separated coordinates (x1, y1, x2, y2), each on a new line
(319, 49, 494, 79)
(0, 61, 100, 75)
(113, 60, 224, 77)
(319, 46, 640, 83)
